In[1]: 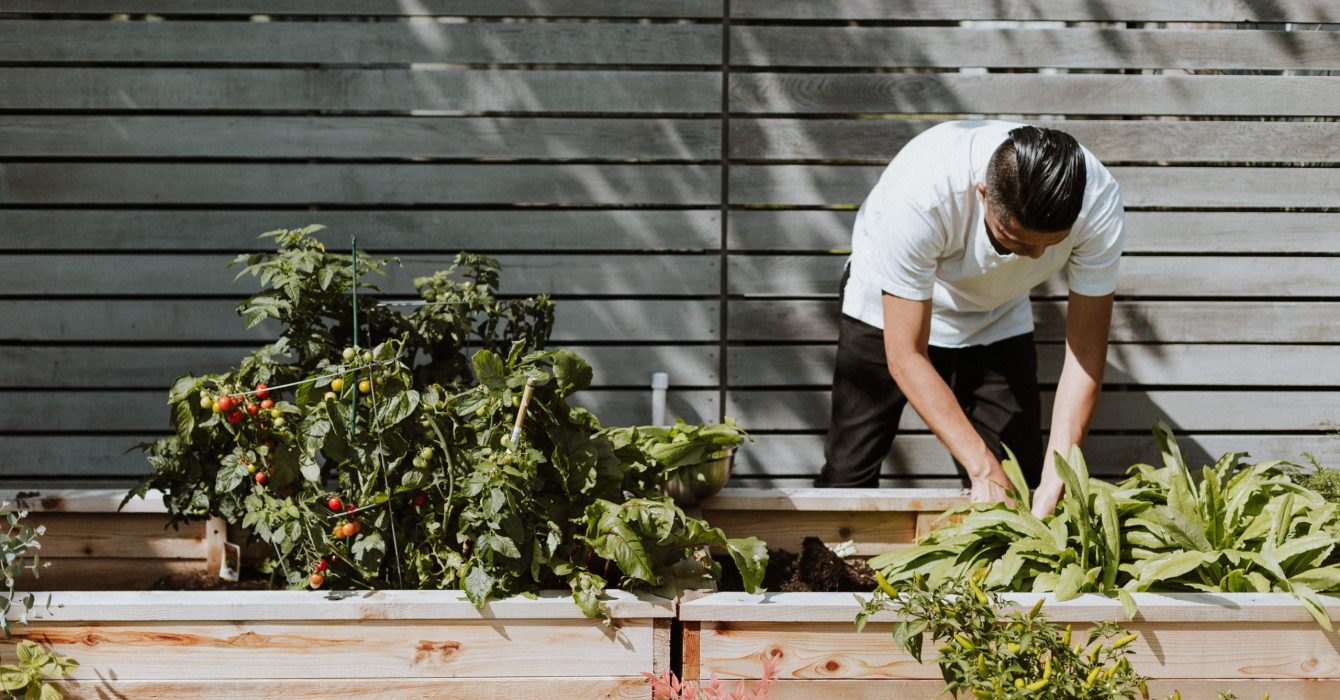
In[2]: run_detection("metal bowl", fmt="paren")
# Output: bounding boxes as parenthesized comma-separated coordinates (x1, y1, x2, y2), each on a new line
(663, 447, 735, 507)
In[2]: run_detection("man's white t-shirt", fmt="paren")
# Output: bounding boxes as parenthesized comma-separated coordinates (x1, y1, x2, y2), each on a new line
(843, 120, 1125, 348)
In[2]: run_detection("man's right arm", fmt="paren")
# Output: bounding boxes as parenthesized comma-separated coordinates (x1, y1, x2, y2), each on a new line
(881, 292, 1012, 503)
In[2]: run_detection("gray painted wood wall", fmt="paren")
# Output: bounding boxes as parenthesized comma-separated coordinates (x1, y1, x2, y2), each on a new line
(2, 1, 1338, 488)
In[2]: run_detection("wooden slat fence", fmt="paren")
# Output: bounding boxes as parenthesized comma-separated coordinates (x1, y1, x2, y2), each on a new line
(1, 2, 1337, 489)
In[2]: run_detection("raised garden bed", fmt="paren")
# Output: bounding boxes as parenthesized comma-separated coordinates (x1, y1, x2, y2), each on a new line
(680, 591, 1340, 698)
(5, 589, 672, 699)
(1, 488, 223, 590)
(695, 488, 966, 556)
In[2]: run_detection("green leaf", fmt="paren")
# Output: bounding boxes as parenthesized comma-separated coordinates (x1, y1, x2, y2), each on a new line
(1000, 444, 1031, 511)
(551, 349, 593, 394)
(374, 390, 419, 430)
(173, 400, 196, 444)
(214, 463, 245, 492)
(462, 564, 495, 607)
(1133, 550, 1218, 590)
(724, 537, 769, 594)
(471, 351, 507, 390)
(168, 375, 199, 404)
(1291, 565, 1340, 592)
(1096, 488, 1121, 590)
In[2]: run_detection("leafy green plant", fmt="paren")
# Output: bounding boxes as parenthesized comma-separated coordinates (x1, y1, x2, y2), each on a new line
(127, 226, 766, 616)
(858, 570, 1151, 699)
(0, 509, 44, 637)
(870, 422, 1340, 628)
(602, 417, 751, 479)
(0, 641, 78, 700)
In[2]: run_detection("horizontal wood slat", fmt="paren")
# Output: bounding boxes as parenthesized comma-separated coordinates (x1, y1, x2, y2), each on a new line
(2, 210, 723, 252)
(0, 163, 719, 206)
(36, 679, 650, 699)
(0, 116, 721, 160)
(12, 620, 654, 679)
(728, 300, 1340, 343)
(727, 344, 1340, 387)
(729, 165, 1340, 207)
(0, 345, 720, 389)
(0, 390, 720, 432)
(2, 21, 721, 66)
(731, 27, 1340, 70)
(6, 254, 721, 297)
(726, 389, 1340, 432)
(727, 255, 1340, 298)
(37, 678, 649, 699)
(0, 68, 722, 113)
(730, 0, 1340, 22)
(1, 299, 720, 342)
(731, 118, 1340, 164)
(731, 74, 1340, 116)
(2, 1, 723, 17)
(731, 434, 1340, 478)
(727, 210, 1340, 253)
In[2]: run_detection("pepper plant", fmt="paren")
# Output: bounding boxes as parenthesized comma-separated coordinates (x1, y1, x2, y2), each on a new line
(127, 226, 766, 616)
(858, 570, 1152, 699)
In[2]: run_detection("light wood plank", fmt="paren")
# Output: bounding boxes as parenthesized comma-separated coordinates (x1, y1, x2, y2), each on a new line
(1, 209, 722, 252)
(732, 0, 1340, 22)
(1, 299, 719, 342)
(10, 620, 655, 679)
(0, 68, 721, 113)
(732, 26, 1340, 70)
(1, 488, 169, 514)
(731, 118, 1340, 164)
(728, 300, 1340, 343)
(0, 116, 720, 160)
(727, 254, 1340, 297)
(684, 591, 1340, 623)
(730, 433, 1340, 479)
(700, 510, 916, 556)
(39, 678, 651, 700)
(699, 488, 966, 512)
(728, 344, 1340, 387)
(754, 680, 1340, 700)
(728, 210, 1340, 253)
(0, 345, 719, 389)
(731, 73, 1340, 117)
(729, 164, 1340, 207)
(693, 620, 1340, 680)
(3, 21, 720, 66)
(16, 513, 204, 559)
(5, 254, 720, 297)
(726, 389, 1340, 432)
(4, 1, 722, 17)
(7, 589, 673, 622)
(0, 389, 720, 432)
(0, 164, 719, 206)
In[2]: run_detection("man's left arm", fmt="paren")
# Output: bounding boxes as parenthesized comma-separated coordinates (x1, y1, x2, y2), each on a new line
(1031, 290, 1113, 517)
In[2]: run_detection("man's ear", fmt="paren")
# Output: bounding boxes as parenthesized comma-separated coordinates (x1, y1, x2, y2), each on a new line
(976, 181, 987, 197)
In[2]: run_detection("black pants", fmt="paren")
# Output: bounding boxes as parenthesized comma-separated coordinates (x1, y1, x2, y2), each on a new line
(816, 278, 1044, 488)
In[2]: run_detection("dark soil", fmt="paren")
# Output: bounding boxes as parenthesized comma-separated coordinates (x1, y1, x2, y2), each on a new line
(151, 568, 271, 591)
(718, 536, 879, 593)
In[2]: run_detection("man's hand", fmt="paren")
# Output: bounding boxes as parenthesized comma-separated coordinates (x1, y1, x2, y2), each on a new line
(1030, 478, 1063, 517)
(969, 466, 1013, 506)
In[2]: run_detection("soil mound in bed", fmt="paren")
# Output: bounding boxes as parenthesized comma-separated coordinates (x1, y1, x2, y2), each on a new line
(720, 536, 878, 593)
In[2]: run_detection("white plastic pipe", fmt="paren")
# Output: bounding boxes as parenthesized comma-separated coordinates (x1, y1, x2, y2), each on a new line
(650, 372, 669, 427)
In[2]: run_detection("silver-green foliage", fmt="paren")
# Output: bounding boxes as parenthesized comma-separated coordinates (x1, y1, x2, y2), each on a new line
(869, 422, 1340, 629)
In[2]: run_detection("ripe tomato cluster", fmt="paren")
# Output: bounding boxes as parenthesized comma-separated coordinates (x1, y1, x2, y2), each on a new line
(203, 383, 285, 429)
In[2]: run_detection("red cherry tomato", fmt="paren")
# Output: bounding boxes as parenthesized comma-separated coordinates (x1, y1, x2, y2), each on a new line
(315, 559, 328, 572)
(246, 403, 259, 416)
(255, 383, 270, 400)
(327, 496, 343, 511)
(255, 472, 268, 485)
(217, 395, 235, 412)
(227, 409, 244, 424)
(260, 398, 274, 410)
(412, 493, 428, 508)
(309, 573, 325, 588)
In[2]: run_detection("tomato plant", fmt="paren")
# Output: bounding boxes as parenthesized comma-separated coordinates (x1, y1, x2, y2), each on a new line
(129, 226, 766, 617)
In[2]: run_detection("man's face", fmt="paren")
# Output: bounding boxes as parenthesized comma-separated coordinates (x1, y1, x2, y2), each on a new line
(976, 182, 1070, 259)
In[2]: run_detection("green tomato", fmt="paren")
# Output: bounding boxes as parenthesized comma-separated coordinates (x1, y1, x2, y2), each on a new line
(419, 447, 434, 461)
(362, 351, 373, 364)
(475, 405, 487, 418)
(273, 416, 286, 428)
(342, 347, 356, 362)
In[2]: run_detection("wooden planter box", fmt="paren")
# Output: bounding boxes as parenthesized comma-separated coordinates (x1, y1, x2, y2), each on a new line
(5, 589, 672, 699)
(1, 489, 223, 590)
(680, 591, 1340, 698)
(695, 488, 966, 556)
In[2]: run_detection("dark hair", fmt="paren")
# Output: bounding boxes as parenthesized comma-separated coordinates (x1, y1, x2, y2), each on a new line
(985, 126, 1087, 233)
